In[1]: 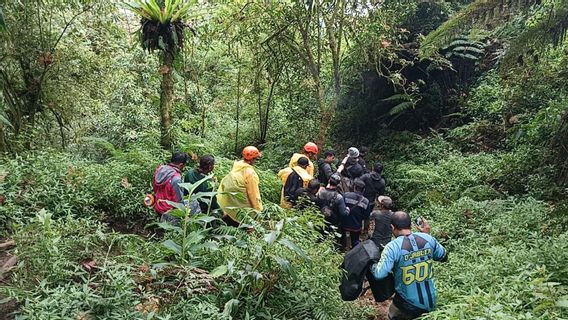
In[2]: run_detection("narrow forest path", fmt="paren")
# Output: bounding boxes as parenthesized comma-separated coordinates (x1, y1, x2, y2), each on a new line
(356, 286, 390, 320)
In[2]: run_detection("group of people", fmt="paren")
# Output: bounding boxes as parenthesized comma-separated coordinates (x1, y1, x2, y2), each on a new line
(277, 143, 387, 252)
(148, 143, 447, 320)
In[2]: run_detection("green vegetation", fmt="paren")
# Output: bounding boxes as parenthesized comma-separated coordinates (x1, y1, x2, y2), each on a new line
(1, 0, 567, 319)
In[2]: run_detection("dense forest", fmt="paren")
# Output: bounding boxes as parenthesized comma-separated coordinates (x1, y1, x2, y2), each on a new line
(0, 0, 567, 319)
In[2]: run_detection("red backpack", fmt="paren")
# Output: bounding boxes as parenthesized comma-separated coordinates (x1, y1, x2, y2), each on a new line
(152, 165, 181, 214)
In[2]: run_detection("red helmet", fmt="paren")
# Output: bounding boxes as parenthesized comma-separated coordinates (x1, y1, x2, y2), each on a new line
(303, 142, 319, 154)
(242, 146, 262, 160)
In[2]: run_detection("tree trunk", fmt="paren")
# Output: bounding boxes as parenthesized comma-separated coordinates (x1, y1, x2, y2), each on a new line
(160, 50, 174, 150)
(234, 65, 242, 154)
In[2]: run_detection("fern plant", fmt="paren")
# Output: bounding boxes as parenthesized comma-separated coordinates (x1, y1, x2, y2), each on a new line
(421, 0, 568, 68)
(420, 0, 540, 57)
(382, 93, 419, 116)
(443, 37, 486, 62)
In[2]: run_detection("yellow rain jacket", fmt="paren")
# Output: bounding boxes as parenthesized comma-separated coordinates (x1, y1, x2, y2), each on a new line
(289, 153, 315, 177)
(217, 160, 263, 223)
(277, 166, 313, 208)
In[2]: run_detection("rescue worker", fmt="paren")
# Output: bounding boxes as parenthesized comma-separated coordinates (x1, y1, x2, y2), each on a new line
(341, 179, 370, 250)
(152, 152, 200, 225)
(217, 146, 263, 227)
(183, 154, 219, 214)
(278, 156, 313, 208)
(368, 195, 394, 249)
(336, 147, 364, 193)
(371, 212, 448, 320)
(342, 147, 364, 179)
(294, 179, 322, 209)
(317, 174, 349, 244)
(318, 149, 336, 187)
(360, 162, 386, 213)
(289, 142, 319, 176)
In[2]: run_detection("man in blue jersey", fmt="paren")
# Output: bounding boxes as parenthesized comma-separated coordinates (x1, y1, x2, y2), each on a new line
(371, 211, 448, 319)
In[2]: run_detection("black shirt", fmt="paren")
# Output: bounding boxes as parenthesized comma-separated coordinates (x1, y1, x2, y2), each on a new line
(370, 209, 393, 247)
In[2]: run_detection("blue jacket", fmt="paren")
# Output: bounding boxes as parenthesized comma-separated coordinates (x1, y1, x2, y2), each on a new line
(371, 233, 447, 313)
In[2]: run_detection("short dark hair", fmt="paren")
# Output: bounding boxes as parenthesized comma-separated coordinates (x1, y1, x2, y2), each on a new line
(199, 154, 215, 169)
(329, 174, 341, 186)
(374, 162, 383, 174)
(297, 156, 309, 167)
(353, 179, 365, 193)
(308, 179, 320, 191)
(171, 152, 189, 165)
(391, 211, 411, 229)
(324, 150, 335, 158)
(360, 146, 369, 154)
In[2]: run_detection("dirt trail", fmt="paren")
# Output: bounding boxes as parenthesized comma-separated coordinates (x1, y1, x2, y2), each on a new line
(354, 284, 391, 320)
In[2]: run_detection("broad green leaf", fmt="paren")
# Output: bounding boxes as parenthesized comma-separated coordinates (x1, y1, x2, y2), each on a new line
(185, 230, 206, 245)
(222, 298, 240, 317)
(193, 215, 218, 224)
(150, 221, 182, 232)
(168, 208, 185, 218)
(275, 219, 284, 232)
(199, 241, 219, 251)
(179, 174, 213, 195)
(278, 238, 310, 261)
(264, 231, 278, 245)
(0, 113, 12, 128)
(556, 296, 568, 308)
(164, 200, 186, 212)
(210, 264, 228, 277)
(162, 239, 181, 254)
(273, 256, 291, 273)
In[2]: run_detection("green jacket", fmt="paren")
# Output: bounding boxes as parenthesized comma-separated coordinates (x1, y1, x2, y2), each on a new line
(183, 168, 219, 212)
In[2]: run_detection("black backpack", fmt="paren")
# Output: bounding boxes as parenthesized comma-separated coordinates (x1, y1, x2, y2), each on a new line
(339, 240, 395, 302)
(320, 192, 339, 220)
(283, 169, 303, 203)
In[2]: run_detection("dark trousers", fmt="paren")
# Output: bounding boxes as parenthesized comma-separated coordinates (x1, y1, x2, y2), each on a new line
(160, 212, 180, 226)
(222, 215, 240, 227)
(341, 229, 361, 251)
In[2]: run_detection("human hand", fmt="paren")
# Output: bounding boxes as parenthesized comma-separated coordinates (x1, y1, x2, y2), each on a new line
(416, 217, 431, 234)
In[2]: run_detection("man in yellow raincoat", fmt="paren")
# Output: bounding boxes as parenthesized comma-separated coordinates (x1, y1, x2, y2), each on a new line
(278, 157, 313, 208)
(288, 142, 319, 177)
(217, 146, 263, 226)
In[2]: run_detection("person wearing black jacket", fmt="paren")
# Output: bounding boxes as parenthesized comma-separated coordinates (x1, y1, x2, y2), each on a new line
(360, 162, 386, 211)
(341, 180, 370, 250)
(294, 179, 323, 210)
(318, 150, 336, 186)
(317, 174, 349, 244)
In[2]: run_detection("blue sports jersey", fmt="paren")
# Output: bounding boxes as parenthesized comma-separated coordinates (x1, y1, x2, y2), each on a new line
(371, 232, 446, 312)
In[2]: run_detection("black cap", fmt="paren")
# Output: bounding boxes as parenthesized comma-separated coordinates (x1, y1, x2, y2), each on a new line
(391, 211, 411, 229)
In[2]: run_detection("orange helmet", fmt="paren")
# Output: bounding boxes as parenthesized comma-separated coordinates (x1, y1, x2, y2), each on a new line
(242, 146, 262, 160)
(143, 194, 155, 207)
(304, 142, 319, 154)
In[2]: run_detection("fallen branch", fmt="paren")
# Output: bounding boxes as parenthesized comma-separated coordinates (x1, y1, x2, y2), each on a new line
(0, 240, 15, 250)
(0, 255, 18, 281)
